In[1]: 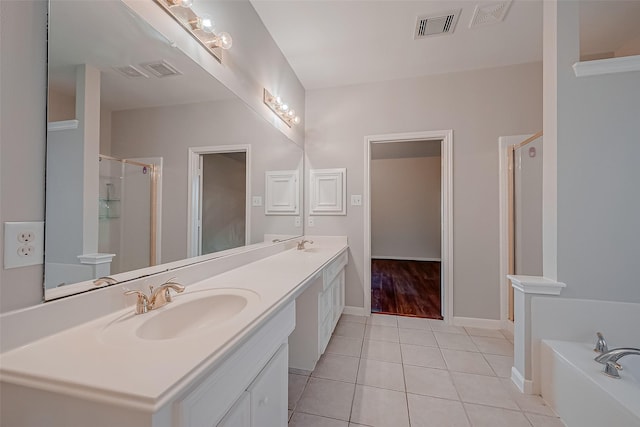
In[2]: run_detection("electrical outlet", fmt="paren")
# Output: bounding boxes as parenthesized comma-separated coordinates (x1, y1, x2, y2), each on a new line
(308, 217, 315, 227)
(4, 221, 44, 268)
(252, 196, 263, 207)
(294, 217, 301, 227)
(351, 195, 362, 206)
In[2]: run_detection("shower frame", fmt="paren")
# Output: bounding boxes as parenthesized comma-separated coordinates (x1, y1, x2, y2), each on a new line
(99, 154, 159, 266)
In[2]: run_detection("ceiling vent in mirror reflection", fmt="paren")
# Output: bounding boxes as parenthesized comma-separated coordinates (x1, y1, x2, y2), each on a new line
(414, 9, 461, 39)
(141, 60, 183, 78)
(263, 89, 301, 128)
(113, 65, 149, 79)
(469, 1, 512, 28)
(153, 0, 232, 63)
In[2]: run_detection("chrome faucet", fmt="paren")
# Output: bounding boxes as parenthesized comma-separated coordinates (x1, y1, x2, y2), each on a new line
(297, 239, 314, 250)
(124, 278, 185, 315)
(594, 348, 640, 378)
(594, 332, 608, 353)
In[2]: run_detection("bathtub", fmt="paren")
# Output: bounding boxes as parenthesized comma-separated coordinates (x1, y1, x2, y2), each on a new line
(541, 340, 640, 427)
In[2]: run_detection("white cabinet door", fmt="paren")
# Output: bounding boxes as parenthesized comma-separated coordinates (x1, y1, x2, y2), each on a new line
(249, 344, 288, 427)
(217, 392, 250, 427)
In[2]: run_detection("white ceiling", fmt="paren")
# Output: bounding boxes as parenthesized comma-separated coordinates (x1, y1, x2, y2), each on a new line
(251, 0, 640, 90)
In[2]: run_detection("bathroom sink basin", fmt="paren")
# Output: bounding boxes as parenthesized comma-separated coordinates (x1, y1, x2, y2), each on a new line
(100, 288, 260, 344)
(137, 293, 249, 340)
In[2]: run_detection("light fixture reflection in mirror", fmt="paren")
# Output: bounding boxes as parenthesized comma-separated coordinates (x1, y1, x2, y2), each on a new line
(154, 0, 232, 63)
(263, 89, 301, 128)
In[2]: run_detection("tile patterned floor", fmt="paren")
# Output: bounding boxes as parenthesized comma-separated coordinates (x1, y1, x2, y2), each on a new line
(288, 314, 566, 427)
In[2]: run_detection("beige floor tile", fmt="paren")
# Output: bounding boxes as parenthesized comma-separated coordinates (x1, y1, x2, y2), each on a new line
(401, 344, 447, 369)
(289, 412, 349, 427)
(361, 339, 402, 363)
(434, 332, 479, 352)
(356, 358, 405, 391)
(296, 377, 355, 421)
(483, 354, 513, 378)
(464, 403, 531, 427)
(441, 349, 495, 376)
(326, 335, 363, 358)
(452, 372, 519, 410)
(470, 336, 514, 356)
(289, 373, 309, 410)
(403, 364, 459, 400)
(397, 316, 431, 330)
(464, 327, 505, 338)
(339, 314, 367, 324)
(525, 413, 566, 427)
(399, 328, 438, 347)
(407, 393, 470, 427)
(350, 385, 409, 427)
(334, 321, 366, 340)
(499, 380, 556, 417)
(311, 353, 359, 383)
(367, 314, 398, 327)
(429, 320, 467, 334)
(364, 324, 399, 343)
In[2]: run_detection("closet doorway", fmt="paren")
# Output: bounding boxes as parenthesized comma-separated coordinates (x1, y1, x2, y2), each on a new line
(365, 130, 453, 322)
(187, 145, 251, 257)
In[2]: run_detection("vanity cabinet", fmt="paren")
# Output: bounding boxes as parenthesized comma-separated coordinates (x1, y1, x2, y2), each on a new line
(289, 250, 348, 372)
(217, 344, 287, 427)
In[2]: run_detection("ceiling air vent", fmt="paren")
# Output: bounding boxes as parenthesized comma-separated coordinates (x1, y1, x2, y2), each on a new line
(113, 65, 149, 79)
(140, 60, 182, 78)
(469, 1, 512, 28)
(414, 9, 461, 39)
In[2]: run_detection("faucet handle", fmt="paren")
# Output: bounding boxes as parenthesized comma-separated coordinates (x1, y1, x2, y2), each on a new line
(124, 290, 150, 314)
(603, 361, 622, 378)
(594, 331, 608, 353)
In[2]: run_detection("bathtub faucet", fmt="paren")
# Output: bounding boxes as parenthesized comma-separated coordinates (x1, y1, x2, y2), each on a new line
(594, 348, 640, 379)
(594, 332, 608, 353)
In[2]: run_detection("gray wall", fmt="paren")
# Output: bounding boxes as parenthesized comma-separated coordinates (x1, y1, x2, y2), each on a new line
(305, 62, 543, 320)
(371, 156, 441, 260)
(0, 0, 47, 312)
(0, 0, 304, 313)
(549, 1, 640, 303)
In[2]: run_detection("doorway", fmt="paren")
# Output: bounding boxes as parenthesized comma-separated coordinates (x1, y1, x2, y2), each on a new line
(364, 130, 453, 323)
(188, 145, 251, 257)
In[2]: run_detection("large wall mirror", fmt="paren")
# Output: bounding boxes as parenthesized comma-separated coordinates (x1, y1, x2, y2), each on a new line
(45, 0, 303, 300)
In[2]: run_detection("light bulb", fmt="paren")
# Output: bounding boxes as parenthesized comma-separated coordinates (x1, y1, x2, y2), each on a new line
(275, 97, 282, 105)
(287, 109, 296, 118)
(281, 104, 289, 112)
(179, 0, 193, 7)
(198, 14, 215, 33)
(215, 32, 233, 49)
(293, 116, 301, 125)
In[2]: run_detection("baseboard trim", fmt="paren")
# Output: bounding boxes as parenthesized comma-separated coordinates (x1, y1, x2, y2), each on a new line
(452, 316, 502, 329)
(371, 256, 441, 262)
(502, 319, 514, 333)
(511, 366, 534, 395)
(343, 306, 368, 317)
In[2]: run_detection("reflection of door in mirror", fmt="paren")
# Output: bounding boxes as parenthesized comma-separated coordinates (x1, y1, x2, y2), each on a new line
(200, 152, 248, 255)
(193, 148, 250, 256)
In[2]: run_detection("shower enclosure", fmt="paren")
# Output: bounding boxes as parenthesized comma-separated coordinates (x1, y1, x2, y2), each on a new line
(507, 132, 543, 320)
(98, 155, 159, 275)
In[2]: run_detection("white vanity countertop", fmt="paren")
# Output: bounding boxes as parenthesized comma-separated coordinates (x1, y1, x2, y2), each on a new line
(0, 238, 348, 411)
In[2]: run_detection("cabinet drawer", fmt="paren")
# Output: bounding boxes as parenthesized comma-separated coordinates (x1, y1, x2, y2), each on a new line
(323, 251, 348, 289)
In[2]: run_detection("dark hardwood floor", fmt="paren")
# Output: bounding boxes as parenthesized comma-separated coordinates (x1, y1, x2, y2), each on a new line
(371, 259, 442, 319)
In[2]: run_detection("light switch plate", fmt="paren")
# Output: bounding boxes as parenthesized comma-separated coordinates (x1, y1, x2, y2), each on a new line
(4, 221, 44, 268)
(351, 195, 362, 206)
(294, 217, 301, 227)
(252, 196, 263, 207)
(308, 217, 315, 227)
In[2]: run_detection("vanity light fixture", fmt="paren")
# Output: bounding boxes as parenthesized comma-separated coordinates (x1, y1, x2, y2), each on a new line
(154, 0, 232, 63)
(263, 89, 301, 128)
